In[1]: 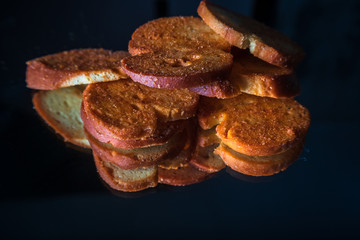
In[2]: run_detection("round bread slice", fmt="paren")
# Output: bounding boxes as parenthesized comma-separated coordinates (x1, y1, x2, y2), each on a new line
(197, 1, 305, 68)
(121, 48, 233, 89)
(128, 16, 230, 55)
(190, 49, 300, 99)
(215, 141, 304, 176)
(86, 129, 186, 170)
(158, 164, 214, 186)
(198, 93, 310, 156)
(26, 49, 129, 90)
(93, 152, 158, 192)
(81, 103, 186, 149)
(33, 85, 90, 148)
(82, 79, 199, 141)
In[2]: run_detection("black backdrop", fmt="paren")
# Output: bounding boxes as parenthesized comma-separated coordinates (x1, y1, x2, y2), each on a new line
(1, 0, 360, 239)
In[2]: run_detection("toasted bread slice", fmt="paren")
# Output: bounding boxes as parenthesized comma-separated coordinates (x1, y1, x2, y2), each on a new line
(158, 164, 213, 186)
(197, 1, 305, 68)
(215, 141, 304, 176)
(121, 48, 233, 89)
(81, 104, 186, 149)
(93, 152, 158, 192)
(198, 94, 310, 156)
(128, 16, 230, 55)
(26, 49, 129, 90)
(190, 49, 300, 99)
(33, 85, 90, 148)
(190, 144, 225, 173)
(197, 127, 221, 148)
(86, 129, 186, 170)
(82, 79, 199, 141)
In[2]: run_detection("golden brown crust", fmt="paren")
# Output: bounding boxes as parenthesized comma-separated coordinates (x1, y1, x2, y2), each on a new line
(215, 141, 304, 176)
(32, 87, 90, 148)
(121, 49, 233, 88)
(198, 94, 310, 156)
(198, 1, 305, 68)
(158, 164, 214, 186)
(85, 129, 186, 170)
(81, 103, 186, 149)
(128, 16, 230, 55)
(82, 79, 199, 140)
(26, 49, 129, 90)
(190, 144, 225, 173)
(190, 49, 300, 99)
(93, 152, 158, 192)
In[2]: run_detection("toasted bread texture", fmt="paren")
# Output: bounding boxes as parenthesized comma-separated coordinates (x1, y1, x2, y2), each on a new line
(158, 164, 213, 186)
(81, 104, 186, 149)
(33, 85, 90, 148)
(190, 49, 300, 99)
(198, 94, 310, 156)
(215, 141, 304, 176)
(128, 16, 230, 55)
(86, 129, 186, 170)
(82, 79, 199, 141)
(93, 152, 158, 192)
(26, 49, 129, 90)
(122, 49, 233, 88)
(198, 1, 304, 68)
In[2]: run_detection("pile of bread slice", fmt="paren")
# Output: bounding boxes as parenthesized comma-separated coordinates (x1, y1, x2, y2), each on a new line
(27, 1, 310, 192)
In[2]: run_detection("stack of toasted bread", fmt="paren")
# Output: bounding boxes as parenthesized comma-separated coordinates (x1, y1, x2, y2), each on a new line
(27, 1, 310, 192)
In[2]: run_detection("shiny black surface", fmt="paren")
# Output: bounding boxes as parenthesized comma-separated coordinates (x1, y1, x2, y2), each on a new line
(1, 0, 359, 239)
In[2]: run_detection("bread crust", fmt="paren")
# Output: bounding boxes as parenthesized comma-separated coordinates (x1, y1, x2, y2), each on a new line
(86, 129, 186, 170)
(128, 16, 230, 55)
(158, 164, 213, 186)
(32, 86, 90, 148)
(81, 104, 186, 149)
(198, 94, 310, 156)
(198, 1, 305, 68)
(82, 79, 199, 140)
(190, 49, 300, 99)
(121, 49, 233, 88)
(26, 49, 129, 90)
(215, 141, 304, 176)
(93, 152, 158, 192)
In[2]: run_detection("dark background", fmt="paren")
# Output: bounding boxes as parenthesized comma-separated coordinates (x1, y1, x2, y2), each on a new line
(1, 0, 359, 239)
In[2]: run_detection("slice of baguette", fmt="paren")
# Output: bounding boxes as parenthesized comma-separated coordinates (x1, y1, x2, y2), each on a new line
(197, 1, 305, 68)
(190, 49, 300, 99)
(85, 128, 186, 169)
(33, 85, 90, 148)
(81, 104, 186, 149)
(198, 93, 310, 156)
(82, 79, 199, 141)
(26, 49, 129, 90)
(215, 141, 304, 176)
(93, 152, 158, 192)
(121, 48, 233, 89)
(128, 16, 230, 55)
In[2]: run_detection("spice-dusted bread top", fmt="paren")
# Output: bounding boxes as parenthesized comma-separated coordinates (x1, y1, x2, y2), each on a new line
(32, 85, 90, 148)
(198, 93, 310, 156)
(82, 79, 199, 141)
(198, 1, 305, 68)
(128, 16, 230, 55)
(122, 48, 233, 88)
(26, 49, 129, 90)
